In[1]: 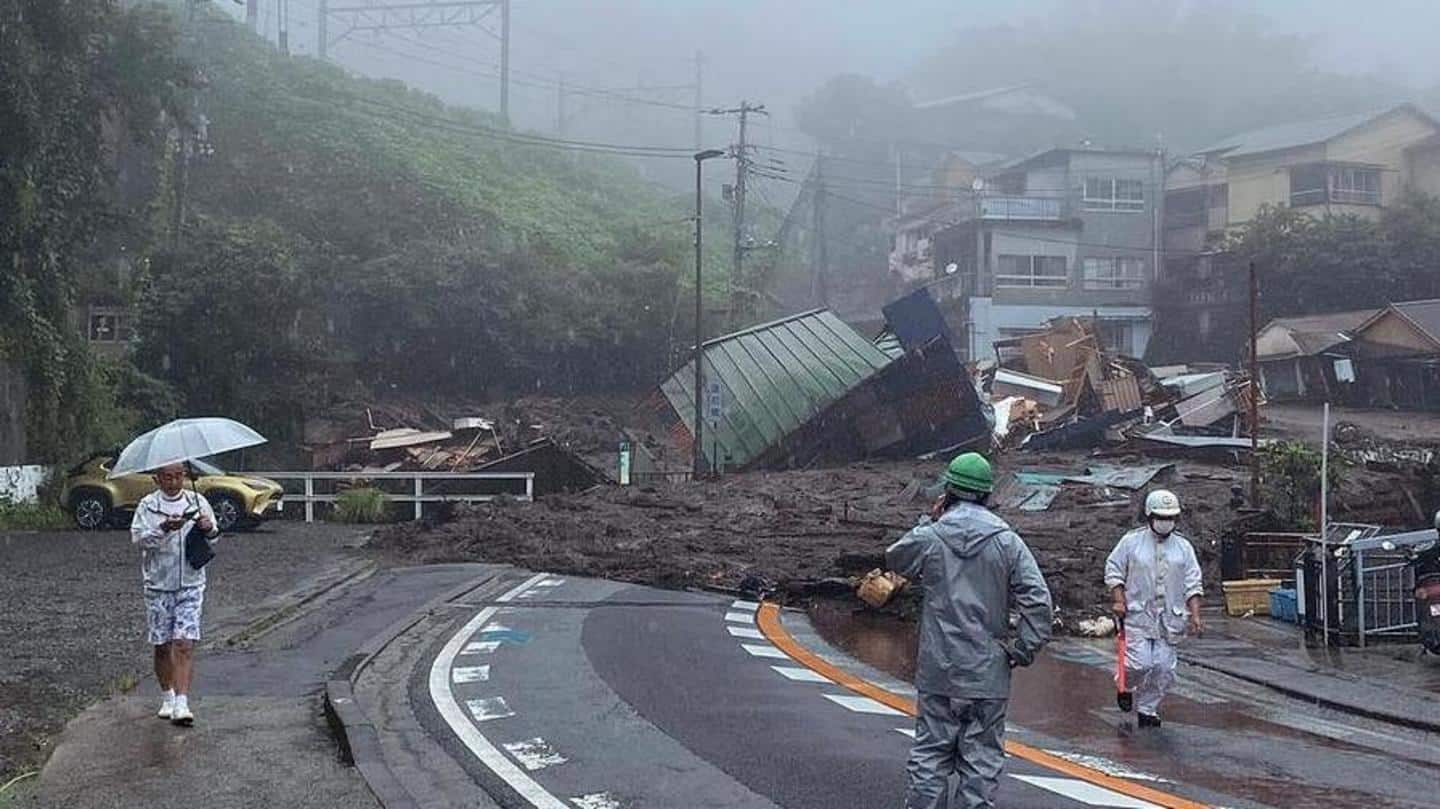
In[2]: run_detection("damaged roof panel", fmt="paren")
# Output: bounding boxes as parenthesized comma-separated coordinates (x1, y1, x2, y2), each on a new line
(659, 310, 893, 469)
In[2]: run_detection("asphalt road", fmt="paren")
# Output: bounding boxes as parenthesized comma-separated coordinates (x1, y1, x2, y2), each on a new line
(412, 574, 1235, 809)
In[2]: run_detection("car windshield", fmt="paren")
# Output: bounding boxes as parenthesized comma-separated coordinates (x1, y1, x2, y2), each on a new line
(190, 459, 224, 476)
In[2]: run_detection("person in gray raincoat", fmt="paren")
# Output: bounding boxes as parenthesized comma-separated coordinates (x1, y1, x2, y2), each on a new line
(886, 452, 1053, 809)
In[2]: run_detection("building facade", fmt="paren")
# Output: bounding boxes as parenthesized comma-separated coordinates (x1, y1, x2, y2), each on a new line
(931, 147, 1163, 362)
(1153, 104, 1440, 364)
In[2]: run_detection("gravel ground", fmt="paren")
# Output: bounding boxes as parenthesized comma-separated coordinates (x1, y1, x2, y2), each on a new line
(0, 521, 372, 782)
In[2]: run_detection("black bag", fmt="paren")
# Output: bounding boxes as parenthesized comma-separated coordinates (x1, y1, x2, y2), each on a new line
(182, 494, 216, 570)
(185, 524, 216, 570)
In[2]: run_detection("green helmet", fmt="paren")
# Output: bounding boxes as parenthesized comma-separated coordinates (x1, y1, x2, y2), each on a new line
(943, 452, 994, 494)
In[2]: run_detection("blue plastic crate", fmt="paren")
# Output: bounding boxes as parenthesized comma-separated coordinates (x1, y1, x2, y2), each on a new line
(1269, 588, 1298, 624)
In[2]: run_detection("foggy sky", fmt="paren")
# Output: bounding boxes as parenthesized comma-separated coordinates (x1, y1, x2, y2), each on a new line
(221, 0, 1440, 168)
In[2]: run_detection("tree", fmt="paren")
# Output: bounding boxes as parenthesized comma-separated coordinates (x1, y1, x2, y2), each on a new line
(0, 1, 190, 460)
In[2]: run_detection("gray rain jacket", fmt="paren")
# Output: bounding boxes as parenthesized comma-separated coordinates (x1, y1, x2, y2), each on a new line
(886, 502, 1053, 699)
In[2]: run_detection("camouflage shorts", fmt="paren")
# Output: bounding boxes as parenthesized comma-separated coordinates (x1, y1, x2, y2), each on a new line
(144, 586, 205, 646)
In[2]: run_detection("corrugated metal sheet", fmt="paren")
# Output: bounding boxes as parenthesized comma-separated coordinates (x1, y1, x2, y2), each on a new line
(1100, 376, 1142, 413)
(659, 310, 893, 469)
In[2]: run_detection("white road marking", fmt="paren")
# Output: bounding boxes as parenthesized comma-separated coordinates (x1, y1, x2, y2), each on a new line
(822, 694, 906, 716)
(724, 611, 756, 624)
(467, 697, 515, 722)
(1010, 775, 1162, 808)
(741, 643, 789, 659)
(770, 666, 832, 684)
(429, 573, 570, 809)
(1040, 750, 1170, 783)
(571, 794, 625, 809)
(462, 641, 502, 655)
(894, 728, 917, 739)
(481, 624, 514, 634)
(726, 626, 765, 639)
(536, 578, 565, 587)
(731, 600, 761, 612)
(502, 737, 568, 771)
(452, 665, 491, 684)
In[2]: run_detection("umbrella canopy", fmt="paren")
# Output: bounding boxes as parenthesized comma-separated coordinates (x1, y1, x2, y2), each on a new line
(108, 418, 267, 478)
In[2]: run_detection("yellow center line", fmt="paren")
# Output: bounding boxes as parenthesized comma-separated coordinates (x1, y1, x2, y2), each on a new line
(756, 602, 1211, 809)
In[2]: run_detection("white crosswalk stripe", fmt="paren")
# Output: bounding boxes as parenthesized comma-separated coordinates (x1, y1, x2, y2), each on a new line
(741, 643, 790, 659)
(1010, 776, 1163, 808)
(726, 625, 765, 639)
(822, 693, 906, 716)
(770, 666, 833, 683)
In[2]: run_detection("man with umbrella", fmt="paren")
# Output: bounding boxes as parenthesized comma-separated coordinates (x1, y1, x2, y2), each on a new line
(132, 463, 219, 726)
(118, 418, 267, 727)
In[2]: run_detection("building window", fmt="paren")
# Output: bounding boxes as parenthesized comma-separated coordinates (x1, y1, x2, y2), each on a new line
(1083, 177, 1145, 212)
(1082, 257, 1146, 290)
(1165, 188, 1206, 229)
(88, 309, 133, 344)
(995, 254, 1068, 288)
(1331, 167, 1381, 205)
(1290, 164, 1381, 206)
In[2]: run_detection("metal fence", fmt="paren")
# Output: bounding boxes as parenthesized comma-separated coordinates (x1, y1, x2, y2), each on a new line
(1302, 525, 1434, 646)
(251, 471, 534, 523)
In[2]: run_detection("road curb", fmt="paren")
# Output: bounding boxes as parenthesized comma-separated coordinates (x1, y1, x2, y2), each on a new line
(323, 565, 513, 809)
(1178, 652, 1440, 734)
(213, 558, 379, 648)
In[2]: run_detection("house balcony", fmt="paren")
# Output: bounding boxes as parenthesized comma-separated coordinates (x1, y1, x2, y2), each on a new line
(975, 195, 1070, 222)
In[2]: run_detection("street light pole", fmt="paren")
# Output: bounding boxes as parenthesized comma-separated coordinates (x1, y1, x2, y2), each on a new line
(693, 149, 726, 479)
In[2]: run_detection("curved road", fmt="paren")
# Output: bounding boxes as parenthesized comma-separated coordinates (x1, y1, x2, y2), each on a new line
(401, 572, 1243, 809)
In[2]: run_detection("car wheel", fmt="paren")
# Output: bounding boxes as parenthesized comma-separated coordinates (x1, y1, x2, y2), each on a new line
(72, 491, 112, 531)
(209, 493, 244, 533)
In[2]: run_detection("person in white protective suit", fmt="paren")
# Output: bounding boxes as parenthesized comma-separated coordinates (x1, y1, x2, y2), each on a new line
(1103, 489, 1204, 728)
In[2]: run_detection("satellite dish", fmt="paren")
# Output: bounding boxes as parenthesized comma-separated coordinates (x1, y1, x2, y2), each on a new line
(971, 178, 985, 192)
(945, 263, 959, 275)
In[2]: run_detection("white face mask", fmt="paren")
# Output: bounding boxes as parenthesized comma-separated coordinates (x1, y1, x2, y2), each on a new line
(1151, 519, 1176, 537)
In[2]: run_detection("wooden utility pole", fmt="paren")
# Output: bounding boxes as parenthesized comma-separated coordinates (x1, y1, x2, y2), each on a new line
(703, 101, 767, 323)
(1249, 260, 1261, 504)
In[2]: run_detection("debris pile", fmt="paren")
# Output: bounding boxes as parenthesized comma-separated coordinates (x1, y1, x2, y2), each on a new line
(299, 396, 625, 492)
(372, 451, 1251, 619)
(981, 317, 1258, 456)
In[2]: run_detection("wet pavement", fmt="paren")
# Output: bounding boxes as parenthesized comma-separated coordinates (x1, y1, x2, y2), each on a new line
(808, 600, 1440, 809)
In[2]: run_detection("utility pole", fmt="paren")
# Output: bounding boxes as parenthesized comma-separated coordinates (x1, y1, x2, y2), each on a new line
(705, 101, 767, 324)
(277, 0, 289, 55)
(500, 0, 511, 123)
(811, 155, 828, 306)
(692, 149, 727, 479)
(693, 51, 704, 151)
(317, 0, 327, 59)
(1249, 260, 1261, 505)
(556, 75, 567, 137)
(247, 0, 259, 31)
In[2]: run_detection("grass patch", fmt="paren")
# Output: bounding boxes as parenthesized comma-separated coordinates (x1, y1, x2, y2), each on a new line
(0, 771, 40, 806)
(0, 497, 70, 531)
(332, 487, 391, 524)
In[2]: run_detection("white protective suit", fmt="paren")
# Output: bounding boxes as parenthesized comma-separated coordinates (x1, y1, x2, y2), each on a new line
(1103, 526, 1204, 717)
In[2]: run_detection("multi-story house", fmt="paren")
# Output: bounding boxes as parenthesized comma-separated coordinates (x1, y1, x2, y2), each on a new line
(1151, 103, 1440, 363)
(930, 146, 1164, 362)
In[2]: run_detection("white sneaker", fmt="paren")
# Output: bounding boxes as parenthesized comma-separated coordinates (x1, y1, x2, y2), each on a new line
(157, 698, 175, 720)
(171, 703, 194, 726)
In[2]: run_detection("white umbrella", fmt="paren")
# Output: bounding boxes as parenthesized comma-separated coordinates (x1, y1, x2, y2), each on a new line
(108, 417, 268, 478)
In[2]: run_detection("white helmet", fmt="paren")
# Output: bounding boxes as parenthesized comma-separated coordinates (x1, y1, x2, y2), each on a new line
(1145, 489, 1181, 518)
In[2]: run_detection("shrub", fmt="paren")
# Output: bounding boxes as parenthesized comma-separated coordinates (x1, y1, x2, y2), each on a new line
(333, 487, 391, 524)
(0, 496, 71, 532)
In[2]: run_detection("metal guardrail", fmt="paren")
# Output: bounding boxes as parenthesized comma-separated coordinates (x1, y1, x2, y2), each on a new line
(250, 471, 535, 522)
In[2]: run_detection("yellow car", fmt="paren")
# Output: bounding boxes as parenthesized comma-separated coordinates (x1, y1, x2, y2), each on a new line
(60, 452, 284, 532)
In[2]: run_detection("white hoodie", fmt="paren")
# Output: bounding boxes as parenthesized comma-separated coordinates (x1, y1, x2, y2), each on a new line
(131, 489, 219, 591)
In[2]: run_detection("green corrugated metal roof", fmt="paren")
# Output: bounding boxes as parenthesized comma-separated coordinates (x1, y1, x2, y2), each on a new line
(660, 309, 894, 468)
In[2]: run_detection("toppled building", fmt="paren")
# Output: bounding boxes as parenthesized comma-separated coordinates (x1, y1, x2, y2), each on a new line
(656, 297, 990, 472)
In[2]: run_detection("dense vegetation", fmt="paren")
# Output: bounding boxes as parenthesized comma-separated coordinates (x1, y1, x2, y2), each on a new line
(1, 1, 191, 460)
(4, 1, 727, 461)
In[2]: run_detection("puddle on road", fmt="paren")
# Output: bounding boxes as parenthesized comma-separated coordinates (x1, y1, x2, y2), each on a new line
(805, 598, 1434, 809)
